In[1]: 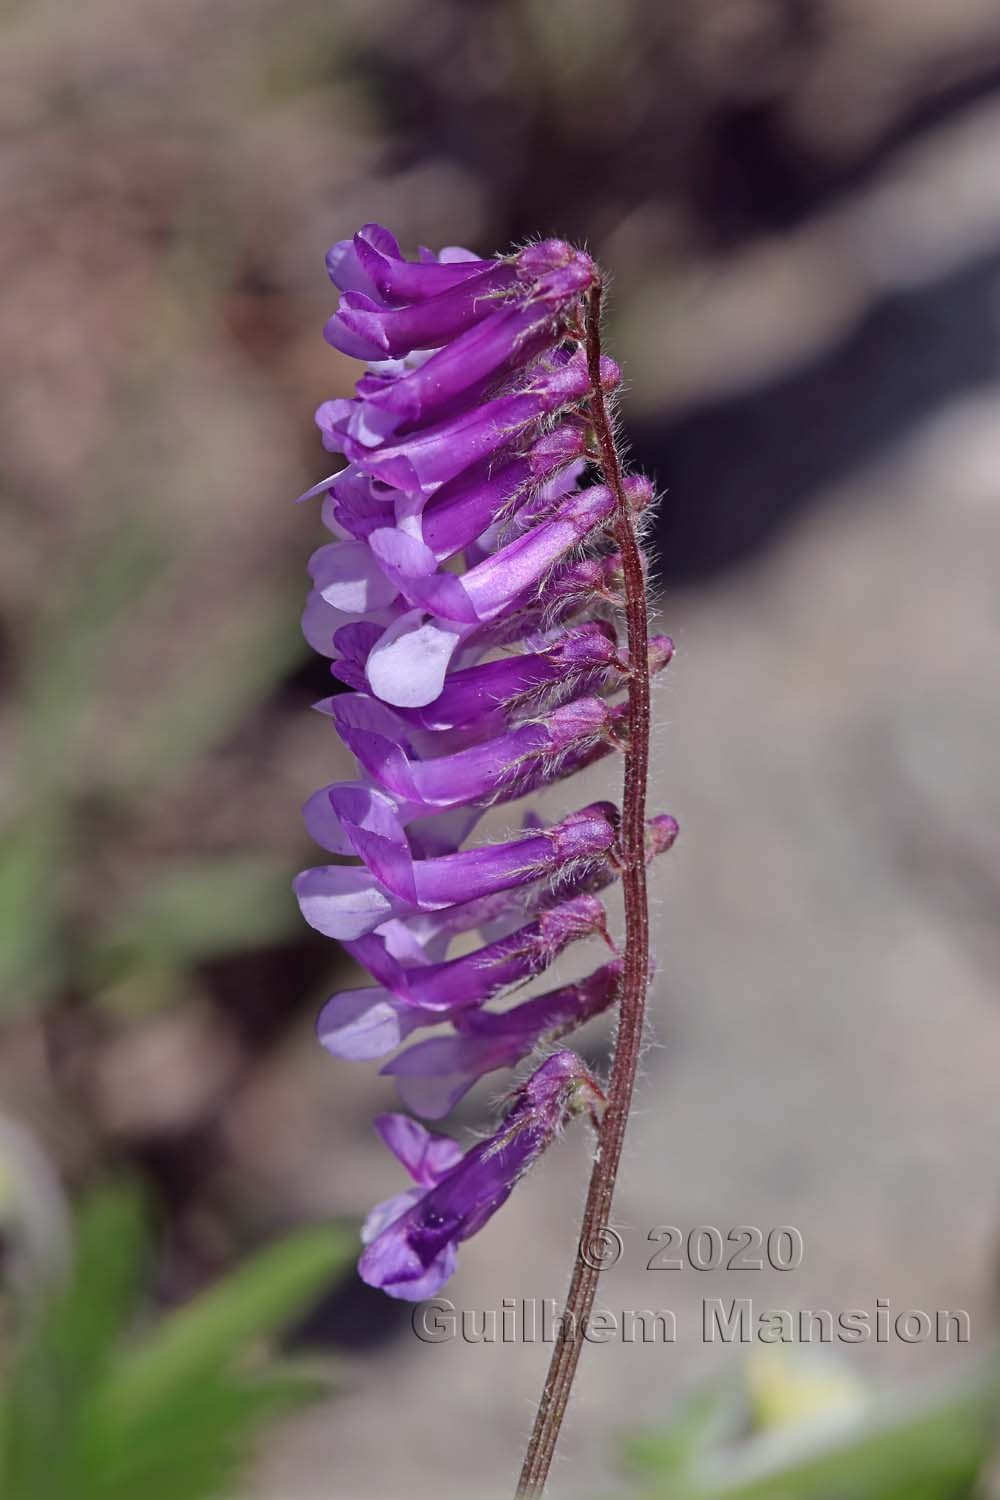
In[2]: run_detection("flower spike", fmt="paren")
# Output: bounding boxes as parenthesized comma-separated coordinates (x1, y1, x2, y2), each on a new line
(295, 226, 675, 1312)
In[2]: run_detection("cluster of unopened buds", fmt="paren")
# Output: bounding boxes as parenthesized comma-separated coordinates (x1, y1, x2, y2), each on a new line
(295, 224, 676, 1300)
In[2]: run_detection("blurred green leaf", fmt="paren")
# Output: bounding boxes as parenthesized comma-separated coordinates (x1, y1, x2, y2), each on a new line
(109, 1222, 354, 1415)
(79, 1365, 321, 1500)
(623, 1380, 742, 1480)
(89, 852, 299, 986)
(103, 585, 303, 800)
(4, 509, 302, 1016)
(0, 1185, 349, 1500)
(620, 1356, 1000, 1500)
(16, 506, 176, 796)
(0, 1187, 149, 1500)
(0, 817, 71, 1012)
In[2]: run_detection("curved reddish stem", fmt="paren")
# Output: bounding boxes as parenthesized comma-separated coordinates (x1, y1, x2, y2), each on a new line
(515, 283, 653, 1497)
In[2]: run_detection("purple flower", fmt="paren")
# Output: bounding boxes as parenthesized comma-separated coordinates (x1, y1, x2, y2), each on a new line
(315, 894, 612, 1062)
(320, 692, 620, 814)
(310, 813, 678, 1066)
(295, 226, 677, 1293)
(359, 1052, 605, 1298)
(328, 245, 596, 441)
(418, 427, 587, 563)
(295, 799, 619, 941)
(328, 224, 498, 304)
(383, 961, 624, 1118)
(318, 349, 619, 495)
(344, 621, 621, 733)
(325, 260, 520, 361)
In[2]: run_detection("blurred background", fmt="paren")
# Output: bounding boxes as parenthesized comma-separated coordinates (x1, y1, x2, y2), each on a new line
(2, 0, 1000, 1496)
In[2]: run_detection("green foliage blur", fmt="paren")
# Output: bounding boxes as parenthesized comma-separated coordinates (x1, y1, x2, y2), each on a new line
(620, 1348, 1000, 1500)
(1, 475, 306, 1018)
(0, 1187, 350, 1500)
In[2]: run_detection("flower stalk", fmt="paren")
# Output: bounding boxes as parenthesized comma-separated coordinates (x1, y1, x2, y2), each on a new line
(515, 286, 653, 1497)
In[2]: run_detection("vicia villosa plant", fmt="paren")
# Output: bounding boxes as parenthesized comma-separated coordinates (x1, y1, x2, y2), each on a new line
(295, 223, 676, 1494)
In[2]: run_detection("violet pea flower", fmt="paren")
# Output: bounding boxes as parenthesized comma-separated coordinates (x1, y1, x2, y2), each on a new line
(383, 961, 624, 1119)
(294, 801, 618, 942)
(315, 894, 611, 1063)
(358, 1052, 605, 1299)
